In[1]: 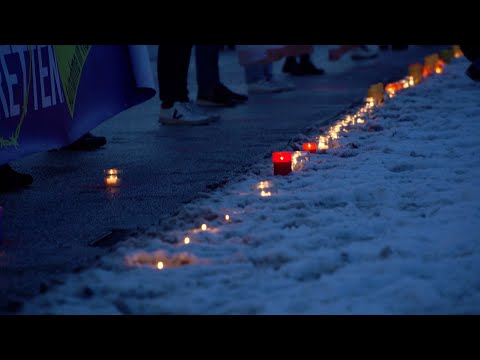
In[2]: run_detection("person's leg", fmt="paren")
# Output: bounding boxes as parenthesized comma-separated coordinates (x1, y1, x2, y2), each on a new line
(297, 53, 325, 75)
(244, 63, 267, 84)
(282, 56, 298, 74)
(195, 45, 221, 98)
(195, 45, 247, 106)
(157, 45, 216, 125)
(158, 45, 192, 108)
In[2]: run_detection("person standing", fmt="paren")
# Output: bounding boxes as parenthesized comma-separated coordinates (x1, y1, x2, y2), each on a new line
(157, 45, 217, 125)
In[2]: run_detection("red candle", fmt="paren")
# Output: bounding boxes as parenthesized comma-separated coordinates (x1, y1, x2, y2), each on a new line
(272, 152, 292, 176)
(302, 142, 317, 154)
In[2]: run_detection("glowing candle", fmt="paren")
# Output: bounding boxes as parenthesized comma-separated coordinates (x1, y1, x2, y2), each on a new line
(184, 237, 190, 244)
(302, 142, 317, 154)
(452, 45, 463, 58)
(272, 152, 292, 176)
(292, 151, 309, 171)
(225, 214, 230, 221)
(201, 224, 207, 231)
(318, 136, 329, 150)
(104, 169, 121, 187)
(157, 261, 164, 270)
(409, 64, 423, 84)
(435, 59, 445, 74)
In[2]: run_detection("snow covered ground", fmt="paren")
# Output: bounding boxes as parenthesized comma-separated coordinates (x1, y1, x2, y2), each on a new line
(22, 55, 480, 314)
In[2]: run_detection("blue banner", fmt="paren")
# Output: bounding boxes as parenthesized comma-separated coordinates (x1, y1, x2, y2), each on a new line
(0, 45, 156, 164)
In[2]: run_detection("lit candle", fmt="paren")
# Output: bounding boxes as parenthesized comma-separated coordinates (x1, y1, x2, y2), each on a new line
(302, 142, 317, 154)
(317, 136, 329, 150)
(0, 206, 3, 241)
(157, 261, 164, 270)
(435, 59, 445, 74)
(225, 214, 230, 221)
(184, 237, 190, 244)
(367, 83, 384, 105)
(292, 151, 309, 171)
(104, 169, 121, 187)
(452, 45, 463, 58)
(272, 152, 292, 176)
(408, 64, 423, 84)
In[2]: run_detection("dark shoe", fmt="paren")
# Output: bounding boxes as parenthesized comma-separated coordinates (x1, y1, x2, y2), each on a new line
(466, 62, 480, 82)
(0, 164, 33, 192)
(282, 57, 298, 74)
(218, 84, 248, 104)
(297, 59, 325, 76)
(61, 132, 107, 151)
(197, 84, 247, 107)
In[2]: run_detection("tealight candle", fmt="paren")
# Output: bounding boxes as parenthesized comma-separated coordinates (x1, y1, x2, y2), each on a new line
(292, 151, 309, 171)
(409, 64, 423, 84)
(272, 152, 292, 176)
(302, 142, 317, 154)
(104, 169, 121, 187)
(317, 136, 329, 151)
(452, 45, 463, 58)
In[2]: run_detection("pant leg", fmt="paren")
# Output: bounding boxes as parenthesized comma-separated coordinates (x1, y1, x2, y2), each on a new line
(157, 45, 192, 107)
(263, 63, 273, 81)
(244, 63, 267, 84)
(195, 45, 222, 98)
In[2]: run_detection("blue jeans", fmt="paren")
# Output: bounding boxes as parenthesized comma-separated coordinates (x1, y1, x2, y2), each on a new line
(195, 45, 222, 98)
(244, 63, 273, 84)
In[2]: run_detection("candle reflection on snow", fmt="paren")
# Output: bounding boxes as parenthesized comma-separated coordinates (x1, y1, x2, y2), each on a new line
(126, 250, 207, 270)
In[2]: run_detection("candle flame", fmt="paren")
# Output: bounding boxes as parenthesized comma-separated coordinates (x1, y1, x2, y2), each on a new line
(260, 190, 272, 197)
(157, 261, 164, 270)
(435, 66, 443, 74)
(225, 214, 230, 221)
(280, 156, 284, 161)
(257, 181, 271, 189)
(201, 224, 207, 231)
(184, 237, 190, 244)
(105, 175, 120, 186)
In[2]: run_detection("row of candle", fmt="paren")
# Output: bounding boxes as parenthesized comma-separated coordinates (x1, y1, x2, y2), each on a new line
(271, 45, 463, 176)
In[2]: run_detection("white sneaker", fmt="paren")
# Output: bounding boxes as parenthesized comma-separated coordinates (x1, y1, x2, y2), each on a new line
(248, 79, 295, 94)
(159, 102, 217, 125)
(350, 45, 379, 60)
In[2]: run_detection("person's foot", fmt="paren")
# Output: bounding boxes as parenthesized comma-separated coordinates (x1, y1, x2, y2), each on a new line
(197, 84, 248, 107)
(283, 57, 325, 76)
(0, 164, 33, 192)
(297, 58, 325, 76)
(61, 132, 107, 151)
(350, 45, 379, 60)
(159, 102, 217, 125)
